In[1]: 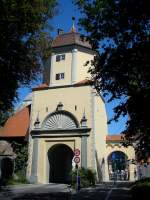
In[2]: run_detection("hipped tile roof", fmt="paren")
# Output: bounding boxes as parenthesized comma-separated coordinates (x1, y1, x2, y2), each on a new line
(32, 83, 49, 91)
(106, 135, 122, 142)
(33, 80, 92, 91)
(0, 106, 30, 138)
(52, 32, 92, 49)
(74, 79, 93, 86)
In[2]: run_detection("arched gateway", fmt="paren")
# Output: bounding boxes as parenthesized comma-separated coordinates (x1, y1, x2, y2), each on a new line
(106, 136, 136, 181)
(48, 144, 74, 183)
(108, 151, 129, 181)
(29, 106, 91, 183)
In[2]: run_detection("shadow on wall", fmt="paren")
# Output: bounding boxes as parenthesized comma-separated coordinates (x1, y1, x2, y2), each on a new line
(95, 151, 103, 182)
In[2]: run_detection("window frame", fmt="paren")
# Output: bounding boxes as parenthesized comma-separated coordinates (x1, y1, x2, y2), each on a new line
(56, 54, 65, 62)
(55, 73, 65, 80)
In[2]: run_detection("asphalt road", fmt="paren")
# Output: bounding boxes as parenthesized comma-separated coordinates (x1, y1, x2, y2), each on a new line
(0, 182, 133, 200)
(73, 183, 132, 200)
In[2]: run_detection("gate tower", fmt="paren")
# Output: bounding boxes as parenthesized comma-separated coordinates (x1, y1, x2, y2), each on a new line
(27, 27, 108, 183)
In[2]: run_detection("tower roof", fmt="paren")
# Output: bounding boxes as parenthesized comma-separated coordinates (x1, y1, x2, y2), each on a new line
(52, 31, 92, 49)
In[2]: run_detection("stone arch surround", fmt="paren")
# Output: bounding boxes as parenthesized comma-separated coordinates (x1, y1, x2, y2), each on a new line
(47, 143, 74, 183)
(45, 139, 76, 183)
(105, 143, 136, 181)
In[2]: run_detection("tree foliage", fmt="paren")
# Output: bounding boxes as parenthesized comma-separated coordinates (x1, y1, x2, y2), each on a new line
(11, 140, 28, 173)
(71, 168, 96, 188)
(0, 0, 57, 124)
(75, 0, 150, 160)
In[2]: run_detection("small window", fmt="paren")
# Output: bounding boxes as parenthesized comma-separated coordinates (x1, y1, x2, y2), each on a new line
(62, 54, 65, 60)
(60, 73, 64, 79)
(56, 55, 60, 62)
(56, 54, 65, 62)
(56, 73, 65, 80)
(56, 73, 60, 80)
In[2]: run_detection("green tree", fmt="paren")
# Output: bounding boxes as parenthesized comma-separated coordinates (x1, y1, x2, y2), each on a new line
(11, 141, 28, 173)
(0, 0, 57, 124)
(75, 0, 150, 160)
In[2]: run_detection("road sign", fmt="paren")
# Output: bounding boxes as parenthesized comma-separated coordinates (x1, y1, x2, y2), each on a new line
(74, 156, 80, 164)
(74, 149, 80, 156)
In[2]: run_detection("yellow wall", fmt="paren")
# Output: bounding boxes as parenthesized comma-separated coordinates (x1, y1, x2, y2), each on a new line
(49, 49, 95, 86)
(27, 85, 109, 183)
(51, 52, 72, 86)
(30, 86, 92, 130)
(76, 51, 94, 82)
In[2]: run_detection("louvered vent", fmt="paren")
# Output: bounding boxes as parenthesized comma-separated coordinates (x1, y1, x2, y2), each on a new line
(43, 112, 78, 130)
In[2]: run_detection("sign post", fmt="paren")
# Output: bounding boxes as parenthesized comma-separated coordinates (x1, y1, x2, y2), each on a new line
(74, 149, 81, 191)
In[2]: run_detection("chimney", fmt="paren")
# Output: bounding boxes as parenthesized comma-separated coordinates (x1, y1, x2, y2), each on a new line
(57, 29, 64, 35)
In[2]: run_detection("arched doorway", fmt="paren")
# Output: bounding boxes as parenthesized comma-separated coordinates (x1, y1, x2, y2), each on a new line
(48, 144, 74, 183)
(0, 157, 14, 180)
(108, 151, 129, 181)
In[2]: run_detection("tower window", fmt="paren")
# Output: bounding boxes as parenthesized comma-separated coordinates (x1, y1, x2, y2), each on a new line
(56, 54, 65, 62)
(56, 73, 65, 80)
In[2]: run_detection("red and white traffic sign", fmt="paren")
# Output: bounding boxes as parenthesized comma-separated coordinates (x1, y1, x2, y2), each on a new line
(74, 156, 80, 164)
(74, 149, 80, 156)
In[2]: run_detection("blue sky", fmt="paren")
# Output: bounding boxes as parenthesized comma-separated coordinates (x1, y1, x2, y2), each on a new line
(16, 0, 127, 135)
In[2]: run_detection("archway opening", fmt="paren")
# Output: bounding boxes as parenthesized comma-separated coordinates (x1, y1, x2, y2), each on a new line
(48, 144, 74, 183)
(1, 157, 14, 180)
(108, 151, 129, 181)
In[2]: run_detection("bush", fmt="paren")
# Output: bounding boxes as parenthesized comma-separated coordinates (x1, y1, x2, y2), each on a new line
(131, 178, 150, 200)
(11, 141, 28, 173)
(14, 170, 29, 184)
(70, 168, 96, 189)
(1, 170, 29, 186)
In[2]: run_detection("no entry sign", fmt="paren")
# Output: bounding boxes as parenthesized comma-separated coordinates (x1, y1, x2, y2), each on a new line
(74, 149, 80, 156)
(74, 156, 80, 164)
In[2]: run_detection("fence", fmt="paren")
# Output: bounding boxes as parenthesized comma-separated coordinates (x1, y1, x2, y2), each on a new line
(137, 163, 150, 180)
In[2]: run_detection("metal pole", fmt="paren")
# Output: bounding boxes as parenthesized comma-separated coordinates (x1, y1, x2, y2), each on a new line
(114, 162, 116, 185)
(76, 168, 78, 191)
(0, 157, 2, 180)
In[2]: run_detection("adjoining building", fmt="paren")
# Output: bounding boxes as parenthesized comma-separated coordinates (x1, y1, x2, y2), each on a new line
(0, 27, 136, 183)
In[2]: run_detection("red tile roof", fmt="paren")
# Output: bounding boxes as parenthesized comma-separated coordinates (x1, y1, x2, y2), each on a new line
(74, 79, 93, 86)
(52, 32, 92, 49)
(32, 83, 49, 91)
(32, 80, 92, 91)
(0, 106, 30, 138)
(106, 135, 123, 142)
